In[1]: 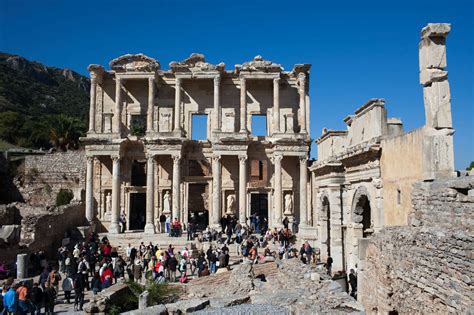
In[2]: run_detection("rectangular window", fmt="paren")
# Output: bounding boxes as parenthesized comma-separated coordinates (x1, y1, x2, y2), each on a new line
(251, 114, 267, 136)
(191, 114, 208, 140)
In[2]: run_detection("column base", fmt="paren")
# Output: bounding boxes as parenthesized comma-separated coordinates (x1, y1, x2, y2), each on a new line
(144, 223, 156, 234)
(109, 222, 121, 234)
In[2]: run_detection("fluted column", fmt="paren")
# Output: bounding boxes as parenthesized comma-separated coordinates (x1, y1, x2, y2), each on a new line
(299, 156, 308, 226)
(239, 77, 247, 133)
(174, 78, 182, 133)
(147, 77, 155, 133)
(172, 154, 181, 221)
(213, 76, 221, 132)
(298, 73, 307, 134)
(85, 156, 94, 223)
(144, 155, 155, 234)
(211, 155, 221, 226)
(238, 155, 247, 224)
(110, 156, 121, 234)
(274, 154, 283, 227)
(273, 77, 280, 134)
(88, 78, 97, 133)
(113, 77, 122, 135)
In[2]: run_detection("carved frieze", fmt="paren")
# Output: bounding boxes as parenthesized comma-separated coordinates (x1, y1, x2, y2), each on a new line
(237, 55, 283, 73)
(109, 54, 160, 72)
(169, 53, 225, 73)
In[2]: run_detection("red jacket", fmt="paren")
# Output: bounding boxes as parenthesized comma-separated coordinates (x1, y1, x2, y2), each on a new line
(100, 268, 113, 283)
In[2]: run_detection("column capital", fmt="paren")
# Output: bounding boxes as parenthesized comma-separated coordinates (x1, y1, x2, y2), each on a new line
(214, 75, 221, 86)
(298, 72, 306, 91)
(238, 155, 247, 164)
(299, 156, 308, 164)
(172, 154, 181, 164)
(240, 77, 246, 84)
(274, 153, 283, 163)
(175, 77, 182, 87)
(111, 155, 121, 163)
(273, 77, 280, 84)
(86, 156, 95, 163)
(146, 153, 156, 160)
(212, 154, 221, 162)
(148, 76, 155, 83)
(115, 76, 122, 84)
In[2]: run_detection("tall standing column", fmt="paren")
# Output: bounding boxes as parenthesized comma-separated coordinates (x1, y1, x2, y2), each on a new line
(174, 78, 182, 133)
(212, 155, 221, 227)
(145, 155, 155, 234)
(85, 156, 94, 223)
(274, 154, 283, 227)
(110, 156, 121, 234)
(213, 76, 221, 132)
(147, 77, 155, 133)
(298, 73, 307, 134)
(113, 77, 123, 135)
(299, 156, 308, 226)
(88, 78, 97, 133)
(239, 77, 247, 133)
(273, 77, 280, 134)
(238, 155, 247, 224)
(172, 154, 181, 221)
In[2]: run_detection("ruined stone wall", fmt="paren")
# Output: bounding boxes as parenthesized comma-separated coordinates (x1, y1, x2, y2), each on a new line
(21, 151, 86, 205)
(359, 176, 474, 314)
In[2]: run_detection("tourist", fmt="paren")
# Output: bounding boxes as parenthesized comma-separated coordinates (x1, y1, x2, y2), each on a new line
(133, 259, 143, 283)
(179, 271, 188, 283)
(16, 281, 29, 314)
(348, 269, 357, 298)
(187, 221, 194, 241)
(199, 263, 210, 277)
(78, 256, 90, 290)
(101, 265, 114, 288)
(178, 255, 187, 277)
(47, 267, 61, 294)
(62, 273, 74, 303)
(249, 244, 258, 263)
(282, 216, 289, 229)
(30, 282, 43, 315)
(73, 273, 85, 311)
(168, 255, 178, 282)
(3, 285, 18, 314)
(159, 213, 166, 233)
(326, 256, 333, 276)
(91, 272, 102, 295)
(171, 218, 182, 237)
(165, 215, 171, 234)
(43, 284, 56, 315)
(208, 250, 217, 273)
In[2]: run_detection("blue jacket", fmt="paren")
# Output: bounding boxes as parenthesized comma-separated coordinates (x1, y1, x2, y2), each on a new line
(3, 288, 17, 312)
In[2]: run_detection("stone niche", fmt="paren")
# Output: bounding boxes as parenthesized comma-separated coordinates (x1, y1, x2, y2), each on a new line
(221, 108, 236, 132)
(159, 107, 173, 132)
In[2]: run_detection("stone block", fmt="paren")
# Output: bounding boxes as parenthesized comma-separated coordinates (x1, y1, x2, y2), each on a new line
(165, 298, 210, 314)
(420, 69, 448, 86)
(209, 295, 250, 308)
(423, 80, 452, 129)
(122, 304, 167, 315)
(139, 290, 149, 309)
(419, 36, 448, 71)
(310, 272, 320, 282)
(421, 23, 451, 38)
(16, 253, 28, 279)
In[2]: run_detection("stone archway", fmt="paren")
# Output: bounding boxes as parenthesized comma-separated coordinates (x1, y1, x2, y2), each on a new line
(351, 186, 373, 238)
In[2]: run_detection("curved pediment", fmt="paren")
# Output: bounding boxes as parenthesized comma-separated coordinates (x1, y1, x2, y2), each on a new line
(237, 55, 283, 72)
(169, 53, 225, 73)
(109, 53, 160, 72)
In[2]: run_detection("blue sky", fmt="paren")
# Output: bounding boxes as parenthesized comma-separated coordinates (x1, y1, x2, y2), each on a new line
(1, 0, 472, 169)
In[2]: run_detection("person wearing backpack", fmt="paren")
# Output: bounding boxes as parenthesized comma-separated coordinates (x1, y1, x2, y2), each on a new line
(47, 268, 61, 295)
(62, 273, 74, 304)
(30, 282, 43, 315)
(73, 273, 85, 311)
(78, 257, 90, 290)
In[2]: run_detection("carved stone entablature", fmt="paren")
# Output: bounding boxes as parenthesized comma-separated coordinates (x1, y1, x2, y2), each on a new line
(236, 55, 283, 73)
(316, 129, 348, 145)
(354, 98, 385, 117)
(169, 53, 225, 73)
(291, 64, 311, 75)
(109, 54, 160, 72)
(311, 160, 345, 177)
(87, 64, 105, 82)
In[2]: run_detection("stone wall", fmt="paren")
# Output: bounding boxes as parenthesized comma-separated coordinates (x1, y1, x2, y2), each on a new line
(21, 151, 86, 205)
(359, 176, 474, 314)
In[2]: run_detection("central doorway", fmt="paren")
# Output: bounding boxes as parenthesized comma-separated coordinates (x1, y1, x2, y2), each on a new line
(129, 193, 146, 230)
(250, 193, 268, 233)
(187, 183, 209, 231)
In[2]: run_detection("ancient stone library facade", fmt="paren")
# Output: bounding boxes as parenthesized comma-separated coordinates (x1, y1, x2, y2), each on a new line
(83, 23, 457, 275)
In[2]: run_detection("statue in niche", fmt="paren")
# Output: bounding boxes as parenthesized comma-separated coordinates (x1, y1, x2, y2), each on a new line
(106, 192, 112, 214)
(284, 193, 293, 215)
(226, 194, 236, 214)
(163, 191, 171, 214)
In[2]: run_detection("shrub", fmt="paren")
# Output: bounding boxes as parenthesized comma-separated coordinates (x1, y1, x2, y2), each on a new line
(56, 189, 73, 206)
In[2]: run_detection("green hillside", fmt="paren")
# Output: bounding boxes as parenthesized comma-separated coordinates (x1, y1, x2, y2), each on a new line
(0, 52, 90, 150)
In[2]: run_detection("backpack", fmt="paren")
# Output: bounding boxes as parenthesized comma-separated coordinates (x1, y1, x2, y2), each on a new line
(242, 247, 249, 256)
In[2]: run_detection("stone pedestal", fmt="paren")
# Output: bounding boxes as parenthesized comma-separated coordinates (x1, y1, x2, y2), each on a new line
(17, 253, 28, 279)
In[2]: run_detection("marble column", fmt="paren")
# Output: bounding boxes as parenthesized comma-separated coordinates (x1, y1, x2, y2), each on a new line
(172, 154, 181, 221)
(174, 78, 182, 133)
(299, 156, 308, 225)
(17, 254, 28, 279)
(212, 155, 221, 226)
(88, 77, 97, 133)
(110, 156, 121, 234)
(213, 75, 221, 132)
(239, 77, 247, 133)
(274, 154, 283, 227)
(273, 77, 280, 134)
(238, 155, 247, 224)
(147, 77, 155, 133)
(144, 155, 155, 234)
(85, 156, 94, 223)
(113, 77, 122, 135)
(298, 73, 307, 134)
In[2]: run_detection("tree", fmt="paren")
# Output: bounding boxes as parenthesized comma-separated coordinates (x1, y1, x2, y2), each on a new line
(49, 114, 85, 151)
(467, 161, 474, 171)
(0, 111, 25, 143)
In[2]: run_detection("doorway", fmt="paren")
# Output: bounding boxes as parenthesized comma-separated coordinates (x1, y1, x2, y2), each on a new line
(187, 183, 209, 231)
(129, 193, 146, 230)
(250, 193, 268, 233)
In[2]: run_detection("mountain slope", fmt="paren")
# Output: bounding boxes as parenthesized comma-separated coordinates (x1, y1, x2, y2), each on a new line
(0, 52, 90, 149)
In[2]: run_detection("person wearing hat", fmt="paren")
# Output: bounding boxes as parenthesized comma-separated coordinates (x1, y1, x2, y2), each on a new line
(133, 259, 143, 283)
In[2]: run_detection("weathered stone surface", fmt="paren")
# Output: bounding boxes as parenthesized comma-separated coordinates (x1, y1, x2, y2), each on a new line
(165, 298, 210, 314)
(423, 80, 452, 129)
(139, 290, 149, 309)
(208, 295, 250, 308)
(121, 304, 167, 315)
(194, 304, 289, 315)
